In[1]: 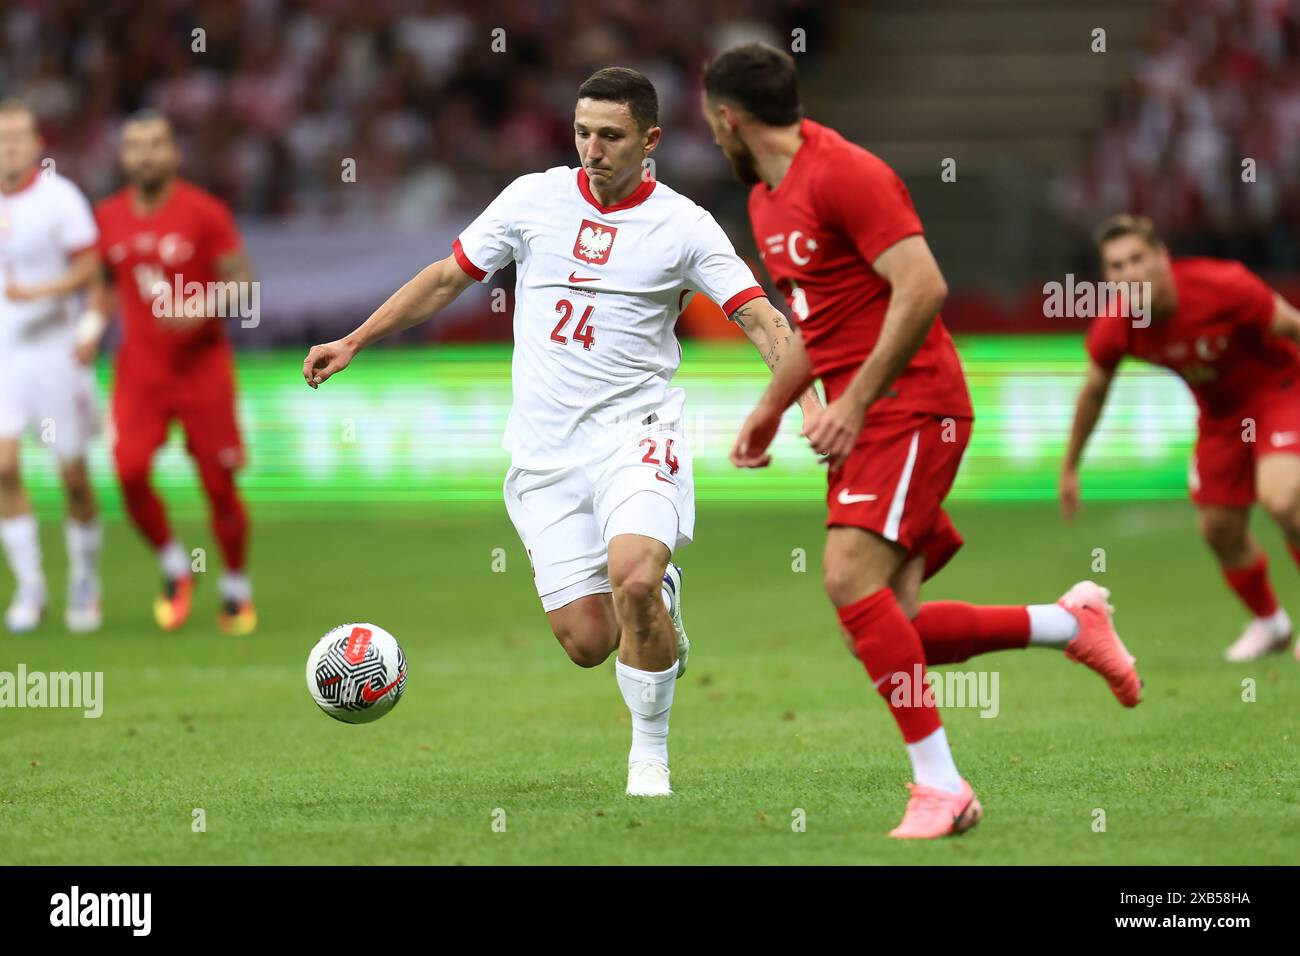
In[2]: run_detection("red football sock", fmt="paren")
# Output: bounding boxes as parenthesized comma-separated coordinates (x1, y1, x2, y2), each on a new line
(1223, 554, 1279, 618)
(913, 602, 1031, 664)
(837, 588, 942, 744)
(116, 460, 171, 550)
(196, 458, 249, 572)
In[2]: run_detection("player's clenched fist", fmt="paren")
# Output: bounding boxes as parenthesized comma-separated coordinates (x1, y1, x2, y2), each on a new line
(302, 339, 357, 388)
(803, 395, 866, 470)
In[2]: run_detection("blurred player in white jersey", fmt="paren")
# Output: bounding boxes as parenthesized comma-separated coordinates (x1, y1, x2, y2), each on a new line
(0, 100, 103, 633)
(304, 68, 818, 795)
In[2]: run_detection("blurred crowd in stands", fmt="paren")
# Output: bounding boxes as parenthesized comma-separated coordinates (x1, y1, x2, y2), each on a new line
(5, 0, 1297, 336)
(1057, 0, 1300, 270)
(0, 0, 822, 225)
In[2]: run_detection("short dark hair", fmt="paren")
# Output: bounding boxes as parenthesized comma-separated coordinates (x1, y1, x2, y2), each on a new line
(123, 107, 174, 137)
(1093, 213, 1164, 254)
(576, 68, 659, 131)
(702, 42, 802, 126)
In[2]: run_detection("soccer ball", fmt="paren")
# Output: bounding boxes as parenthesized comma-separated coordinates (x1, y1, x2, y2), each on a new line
(306, 623, 407, 724)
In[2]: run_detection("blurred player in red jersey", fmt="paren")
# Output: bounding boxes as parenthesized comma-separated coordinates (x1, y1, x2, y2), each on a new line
(702, 44, 1142, 839)
(86, 111, 257, 635)
(1063, 214, 1300, 664)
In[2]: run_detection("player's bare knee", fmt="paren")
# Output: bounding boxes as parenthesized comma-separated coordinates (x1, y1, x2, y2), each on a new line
(1260, 489, 1300, 532)
(823, 562, 888, 608)
(611, 574, 661, 627)
(0, 462, 20, 495)
(60, 461, 91, 495)
(557, 631, 611, 668)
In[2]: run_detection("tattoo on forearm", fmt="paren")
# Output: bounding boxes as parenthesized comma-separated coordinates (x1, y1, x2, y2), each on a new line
(762, 332, 794, 371)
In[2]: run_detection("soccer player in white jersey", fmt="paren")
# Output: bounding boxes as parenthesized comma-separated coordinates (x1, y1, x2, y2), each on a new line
(304, 68, 817, 795)
(0, 100, 104, 633)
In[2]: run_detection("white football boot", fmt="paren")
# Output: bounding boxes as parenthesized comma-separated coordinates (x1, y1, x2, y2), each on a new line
(663, 562, 688, 678)
(1224, 615, 1292, 662)
(627, 760, 672, 797)
(66, 576, 102, 634)
(5, 587, 46, 634)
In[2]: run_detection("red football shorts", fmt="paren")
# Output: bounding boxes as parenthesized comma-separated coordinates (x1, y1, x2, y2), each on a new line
(112, 348, 244, 471)
(826, 410, 972, 581)
(1191, 389, 1300, 508)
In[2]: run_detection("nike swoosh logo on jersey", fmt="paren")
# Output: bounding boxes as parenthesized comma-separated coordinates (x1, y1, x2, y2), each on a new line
(1271, 431, 1299, 447)
(837, 489, 878, 504)
(568, 272, 600, 283)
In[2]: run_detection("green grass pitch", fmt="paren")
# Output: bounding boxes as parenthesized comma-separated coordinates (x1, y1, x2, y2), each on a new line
(1, 501, 1297, 864)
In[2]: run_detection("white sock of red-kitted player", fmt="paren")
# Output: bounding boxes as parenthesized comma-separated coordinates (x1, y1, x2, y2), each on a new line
(158, 539, 190, 580)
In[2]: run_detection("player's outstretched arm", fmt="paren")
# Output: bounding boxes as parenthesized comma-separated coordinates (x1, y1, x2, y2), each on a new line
(1060, 359, 1116, 522)
(730, 297, 822, 418)
(303, 255, 476, 388)
(804, 235, 947, 468)
(730, 301, 816, 469)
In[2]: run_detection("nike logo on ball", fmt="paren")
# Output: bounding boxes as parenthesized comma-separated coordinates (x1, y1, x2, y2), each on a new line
(837, 489, 878, 504)
(360, 671, 405, 702)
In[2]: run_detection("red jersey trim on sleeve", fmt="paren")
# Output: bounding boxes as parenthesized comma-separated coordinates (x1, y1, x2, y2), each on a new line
(721, 285, 765, 316)
(453, 237, 488, 282)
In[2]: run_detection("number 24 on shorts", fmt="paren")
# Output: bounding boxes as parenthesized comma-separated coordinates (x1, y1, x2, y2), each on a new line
(640, 438, 679, 476)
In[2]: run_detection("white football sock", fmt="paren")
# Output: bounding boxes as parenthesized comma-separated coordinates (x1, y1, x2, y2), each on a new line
(1260, 607, 1291, 638)
(1027, 604, 1079, 647)
(65, 519, 102, 590)
(158, 539, 189, 579)
(906, 726, 964, 794)
(0, 514, 45, 598)
(615, 658, 676, 767)
(219, 570, 252, 603)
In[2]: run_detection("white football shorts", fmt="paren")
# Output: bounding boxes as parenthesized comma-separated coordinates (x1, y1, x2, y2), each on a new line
(503, 415, 695, 612)
(0, 349, 100, 462)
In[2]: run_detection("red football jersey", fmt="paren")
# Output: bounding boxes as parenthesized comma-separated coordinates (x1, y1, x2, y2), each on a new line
(1086, 257, 1297, 421)
(747, 119, 972, 418)
(95, 179, 242, 376)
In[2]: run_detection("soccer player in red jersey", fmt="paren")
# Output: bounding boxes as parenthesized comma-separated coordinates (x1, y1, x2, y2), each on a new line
(87, 110, 257, 635)
(702, 43, 1141, 838)
(1063, 214, 1300, 663)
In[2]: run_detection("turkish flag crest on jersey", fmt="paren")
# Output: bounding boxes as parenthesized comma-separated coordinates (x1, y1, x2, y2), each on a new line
(573, 220, 617, 265)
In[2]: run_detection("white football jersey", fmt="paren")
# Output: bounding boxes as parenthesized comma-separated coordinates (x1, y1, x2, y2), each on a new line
(0, 170, 98, 357)
(454, 166, 763, 469)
